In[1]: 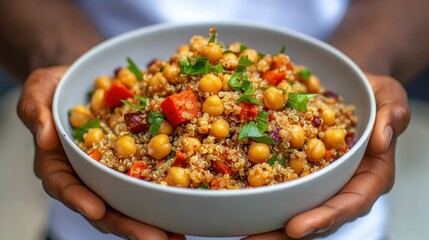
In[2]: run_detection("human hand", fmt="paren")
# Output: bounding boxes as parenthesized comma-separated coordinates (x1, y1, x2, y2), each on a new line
(17, 66, 185, 240)
(243, 73, 411, 240)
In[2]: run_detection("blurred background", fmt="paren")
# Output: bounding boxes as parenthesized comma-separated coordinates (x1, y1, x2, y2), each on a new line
(0, 66, 428, 239)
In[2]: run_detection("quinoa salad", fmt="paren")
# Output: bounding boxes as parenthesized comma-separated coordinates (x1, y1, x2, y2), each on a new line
(68, 28, 357, 189)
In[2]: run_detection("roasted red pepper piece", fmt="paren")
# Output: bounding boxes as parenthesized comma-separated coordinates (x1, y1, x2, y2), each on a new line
(104, 80, 133, 107)
(127, 160, 147, 179)
(262, 70, 286, 86)
(87, 149, 102, 161)
(172, 150, 188, 167)
(212, 159, 233, 175)
(237, 102, 258, 122)
(160, 90, 200, 126)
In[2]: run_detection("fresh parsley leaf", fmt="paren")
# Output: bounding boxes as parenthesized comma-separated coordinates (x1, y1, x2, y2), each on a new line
(199, 182, 210, 189)
(127, 57, 144, 81)
(276, 44, 286, 55)
(238, 121, 276, 145)
(268, 152, 286, 166)
(239, 43, 248, 52)
(121, 95, 148, 111)
(235, 56, 254, 73)
(208, 30, 217, 43)
(256, 111, 269, 133)
(258, 85, 273, 90)
(180, 56, 223, 75)
(236, 83, 261, 105)
(297, 67, 311, 81)
(72, 119, 100, 142)
(147, 111, 164, 137)
(167, 149, 176, 160)
(286, 93, 318, 112)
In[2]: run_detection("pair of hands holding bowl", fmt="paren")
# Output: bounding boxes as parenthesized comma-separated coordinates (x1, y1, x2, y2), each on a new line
(18, 68, 409, 240)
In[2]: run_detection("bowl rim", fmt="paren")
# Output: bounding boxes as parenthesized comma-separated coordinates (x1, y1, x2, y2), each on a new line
(53, 20, 376, 197)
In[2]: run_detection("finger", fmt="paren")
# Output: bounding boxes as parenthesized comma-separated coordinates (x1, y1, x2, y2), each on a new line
(285, 144, 396, 239)
(366, 74, 410, 154)
(242, 229, 290, 240)
(36, 146, 107, 220)
(17, 66, 69, 150)
(89, 207, 170, 240)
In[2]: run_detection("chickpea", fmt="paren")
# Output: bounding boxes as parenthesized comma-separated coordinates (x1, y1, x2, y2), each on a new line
(323, 129, 347, 150)
(277, 80, 293, 93)
(147, 134, 172, 160)
(157, 120, 173, 135)
(165, 167, 190, 187)
(220, 74, 232, 91)
(221, 52, 238, 70)
(202, 95, 224, 116)
(321, 108, 336, 126)
(148, 72, 167, 92)
(247, 166, 272, 187)
(84, 128, 104, 147)
(209, 119, 230, 139)
(118, 68, 137, 88)
(90, 89, 105, 112)
(263, 87, 287, 110)
(163, 64, 181, 84)
(189, 35, 207, 52)
(240, 48, 260, 63)
(289, 125, 305, 149)
(177, 44, 190, 55)
(288, 157, 306, 175)
(70, 105, 91, 128)
(306, 75, 321, 93)
(115, 135, 137, 159)
(199, 74, 222, 94)
(248, 143, 270, 163)
(305, 138, 326, 163)
(202, 42, 223, 63)
(94, 75, 112, 90)
(181, 137, 201, 156)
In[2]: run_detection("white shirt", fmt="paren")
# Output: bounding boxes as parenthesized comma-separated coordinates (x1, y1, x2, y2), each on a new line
(49, 1, 388, 239)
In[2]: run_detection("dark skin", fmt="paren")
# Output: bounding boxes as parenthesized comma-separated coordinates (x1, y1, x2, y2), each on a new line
(1, 0, 424, 239)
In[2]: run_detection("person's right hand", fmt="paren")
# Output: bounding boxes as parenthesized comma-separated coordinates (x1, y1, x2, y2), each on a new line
(17, 66, 185, 240)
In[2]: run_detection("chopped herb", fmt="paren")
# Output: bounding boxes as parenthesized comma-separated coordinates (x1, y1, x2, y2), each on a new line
(286, 93, 318, 112)
(126, 57, 144, 81)
(72, 119, 100, 142)
(297, 67, 311, 81)
(167, 149, 176, 159)
(147, 111, 164, 137)
(180, 56, 224, 75)
(199, 182, 210, 189)
(239, 43, 248, 52)
(235, 56, 254, 73)
(256, 111, 269, 133)
(236, 86, 261, 105)
(208, 30, 217, 43)
(258, 85, 273, 90)
(121, 95, 148, 111)
(87, 89, 95, 99)
(268, 152, 286, 166)
(276, 44, 286, 55)
(238, 120, 276, 145)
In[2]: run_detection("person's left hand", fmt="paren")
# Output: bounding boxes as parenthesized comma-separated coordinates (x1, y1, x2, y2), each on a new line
(243, 73, 410, 240)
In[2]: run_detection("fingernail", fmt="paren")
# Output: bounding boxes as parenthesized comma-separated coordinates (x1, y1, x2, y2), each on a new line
(75, 206, 88, 218)
(383, 126, 393, 152)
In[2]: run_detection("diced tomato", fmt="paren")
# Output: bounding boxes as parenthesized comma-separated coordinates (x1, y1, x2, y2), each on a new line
(237, 102, 258, 122)
(104, 80, 133, 107)
(87, 149, 101, 161)
(127, 160, 147, 179)
(212, 159, 232, 175)
(268, 114, 276, 122)
(160, 90, 200, 126)
(172, 150, 188, 167)
(262, 70, 286, 86)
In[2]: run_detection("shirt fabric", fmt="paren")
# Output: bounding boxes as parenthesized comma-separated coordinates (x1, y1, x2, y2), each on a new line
(49, 1, 389, 239)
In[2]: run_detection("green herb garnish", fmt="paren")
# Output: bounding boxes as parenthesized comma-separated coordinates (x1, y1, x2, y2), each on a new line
(236, 85, 261, 105)
(127, 57, 144, 81)
(297, 67, 311, 81)
(268, 152, 286, 166)
(199, 182, 210, 189)
(235, 56, 254, 73)
(238, 112, 276, 145)
(275, 44, 286, 55)
(180, 56, 224, 75)
(121, 95, 148, 111)
(167, 150, 176, 160)
(147, 111, 165, 137)
(285, 93, 318, 112)
(72, 119, 100, 142)
(208, 30, 217, 43)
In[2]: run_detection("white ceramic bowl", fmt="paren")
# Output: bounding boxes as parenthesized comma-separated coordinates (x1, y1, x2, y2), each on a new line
(53, 21, 375, 237)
